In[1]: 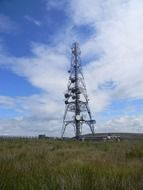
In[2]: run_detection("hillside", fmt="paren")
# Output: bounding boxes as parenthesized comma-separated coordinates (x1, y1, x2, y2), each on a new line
(80, 132, 143, 140)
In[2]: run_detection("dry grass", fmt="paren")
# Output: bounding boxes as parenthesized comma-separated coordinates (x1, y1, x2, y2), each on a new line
(0, 139, 143, 189)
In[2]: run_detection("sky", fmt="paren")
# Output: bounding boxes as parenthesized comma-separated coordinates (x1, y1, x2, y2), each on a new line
(0, 0, 143, 136)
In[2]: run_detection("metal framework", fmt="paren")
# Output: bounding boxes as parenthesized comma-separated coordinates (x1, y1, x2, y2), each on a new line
(61, 42, 96, 139)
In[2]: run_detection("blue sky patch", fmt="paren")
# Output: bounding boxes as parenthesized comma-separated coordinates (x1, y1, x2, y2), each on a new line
(0, 68, 40, 96)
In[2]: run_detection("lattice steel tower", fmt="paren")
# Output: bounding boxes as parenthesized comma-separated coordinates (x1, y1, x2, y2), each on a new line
(61, 42, 95, 139)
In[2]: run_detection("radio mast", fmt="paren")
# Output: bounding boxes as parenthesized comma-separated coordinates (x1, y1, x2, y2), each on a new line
(61, 42, 95, 139)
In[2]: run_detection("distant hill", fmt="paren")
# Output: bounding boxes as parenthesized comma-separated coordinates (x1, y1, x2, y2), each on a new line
(80, 133, 143, 141)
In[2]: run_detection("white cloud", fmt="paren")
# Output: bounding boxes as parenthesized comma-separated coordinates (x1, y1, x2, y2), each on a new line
(24, 15, 41, 26)
(0, 111, 143, 136)
(17, 94, 64, 120)
(0, 94, 64, 136)
(0, 43, 68, 136)
(0, 117, 62, 136)
(70, 0, 143, 103)
(0, 43, 68, 95)
(46, 0, 67, 11)
(0, 96, 16, 109)
(70, 0, 129, 26)
(97, 115, 143, 133)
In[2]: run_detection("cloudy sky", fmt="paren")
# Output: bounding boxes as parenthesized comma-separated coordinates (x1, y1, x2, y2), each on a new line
(0, 0, 143, 136)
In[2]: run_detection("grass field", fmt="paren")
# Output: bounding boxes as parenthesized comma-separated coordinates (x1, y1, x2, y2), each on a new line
(0, 139, 143, 190)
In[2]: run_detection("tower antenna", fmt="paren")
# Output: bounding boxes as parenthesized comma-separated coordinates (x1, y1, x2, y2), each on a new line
(61, 42, 96, 139)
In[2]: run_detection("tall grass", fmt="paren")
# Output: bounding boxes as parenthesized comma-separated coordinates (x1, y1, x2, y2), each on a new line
(0, 139, 142, 189)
